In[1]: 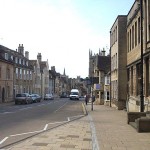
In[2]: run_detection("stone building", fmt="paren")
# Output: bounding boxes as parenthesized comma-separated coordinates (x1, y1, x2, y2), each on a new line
(110, 15, 127, 110)
(49, 66, 56, 95)
(127, 0, 150, 111)
(89, 49, 110, 105)
(0, 44, 34, 103)
(30, 53, 49, 98)
(0, 45, 14, 103)
(14, 44, 34, 95)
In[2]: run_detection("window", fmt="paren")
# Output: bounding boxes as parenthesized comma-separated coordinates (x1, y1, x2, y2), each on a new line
(132, 25, 134, 49)
(5, 53, 8, 60)
(27, 70, 29, 80)
(29, 71, 32, 80)
(23, 59, 25, 65)
(19, 58, 21, 64)
(105, 76, 110, 85)
(145, 58, 150, 96)
(107, 91, 109, 100)
(148, 1, 150, 41)
(16, 68, 18, 78)
(20, 68, 22, 79)
(127, 32, 129, 52)
(130, 29, 131, 51)
(15, 57, 18, 63)
(115, 26, 117, 42)
(135, 21, 137, 46)
(24, 70, 26, 80)
(136, 64, 141, 96)
(0, 67, 1, 78)
(26, 61, 28, 66)
(11, 55, 13, 60)
(6, 68, 10, 79)
(138, 17, 140, 44)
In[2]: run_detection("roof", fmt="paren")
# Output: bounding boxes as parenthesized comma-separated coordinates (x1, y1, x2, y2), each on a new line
(98, 56, 110, 74)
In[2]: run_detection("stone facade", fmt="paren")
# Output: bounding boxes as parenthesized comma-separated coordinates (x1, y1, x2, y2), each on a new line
(127, 0, 150, 112)
(110, 16, 127, 110)
(0, 44, 34, 103)
(0, 51, 14, 103)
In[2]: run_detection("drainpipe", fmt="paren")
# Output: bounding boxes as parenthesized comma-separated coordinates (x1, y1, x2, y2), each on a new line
(110, 30, 112, 107)
(140, 0, 144, 112)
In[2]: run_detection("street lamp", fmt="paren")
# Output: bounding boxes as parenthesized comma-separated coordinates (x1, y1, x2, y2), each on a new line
(91, 59, 94, 111)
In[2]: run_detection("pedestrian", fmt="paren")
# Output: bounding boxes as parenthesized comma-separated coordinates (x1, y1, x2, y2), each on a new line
(85, 94, 89, 105)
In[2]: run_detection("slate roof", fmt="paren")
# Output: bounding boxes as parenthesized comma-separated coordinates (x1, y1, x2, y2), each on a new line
(98, 56, 110, 74)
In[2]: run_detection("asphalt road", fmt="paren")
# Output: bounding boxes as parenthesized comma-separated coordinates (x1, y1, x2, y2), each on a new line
(0, 98, 84, 148)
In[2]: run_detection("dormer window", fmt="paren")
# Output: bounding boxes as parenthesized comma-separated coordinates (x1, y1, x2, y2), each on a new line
(11, 55, 13, 60)
(5, 53, 8, 60)
(15, 57, 18, 63)
(26, 61, 28, 66)
(23, 59, 25, 65)
(19, 58, 21, 64)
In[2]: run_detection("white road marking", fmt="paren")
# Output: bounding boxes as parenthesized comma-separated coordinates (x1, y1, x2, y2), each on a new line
(48, 120, 68, 125)
(0, 137, 8, 145)
(54, 102, 68, 113)
(69, 114, 84, 119)
(10, 130, 43, 137)
(1, 112, 14, 114)
(19, 107, 32, 110)
(44, 124, 48, 130)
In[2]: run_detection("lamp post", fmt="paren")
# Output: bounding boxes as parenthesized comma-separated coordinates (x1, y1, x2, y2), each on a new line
(140, 0, 144, 112)
(91, 76, 93, 111)
(91, 59, 94, 111)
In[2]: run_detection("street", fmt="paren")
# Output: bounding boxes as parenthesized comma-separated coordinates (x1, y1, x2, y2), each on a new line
(0, 98, 84, 148)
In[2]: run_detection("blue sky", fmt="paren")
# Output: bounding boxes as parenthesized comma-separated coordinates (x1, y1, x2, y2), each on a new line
(0, 0, 135, 78)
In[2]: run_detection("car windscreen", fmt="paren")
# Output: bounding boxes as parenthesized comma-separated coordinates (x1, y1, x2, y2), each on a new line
(16, 94, 26, 97)
(71, 92, 79, 95)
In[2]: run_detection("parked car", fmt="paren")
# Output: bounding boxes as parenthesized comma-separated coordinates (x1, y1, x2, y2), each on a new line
(15, 93, 33, 105)
(44, 94, 54, 100)
(30, 94, 42, 103)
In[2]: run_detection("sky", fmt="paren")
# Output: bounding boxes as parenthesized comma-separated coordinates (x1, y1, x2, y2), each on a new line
(0, 0, 135, 78)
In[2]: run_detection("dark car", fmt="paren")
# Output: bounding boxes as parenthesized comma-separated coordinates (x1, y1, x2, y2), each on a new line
(30, 94, 42, 103)
(15, 93, 33, 105)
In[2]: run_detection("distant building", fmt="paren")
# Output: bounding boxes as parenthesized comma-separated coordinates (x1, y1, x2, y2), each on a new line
(89, 49, 110, 104)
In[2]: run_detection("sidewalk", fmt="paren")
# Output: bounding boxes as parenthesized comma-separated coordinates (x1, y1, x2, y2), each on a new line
(2, 104, 150, 150)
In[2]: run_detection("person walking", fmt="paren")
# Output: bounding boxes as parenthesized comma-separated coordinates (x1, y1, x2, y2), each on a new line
(85, 94, 89, 105)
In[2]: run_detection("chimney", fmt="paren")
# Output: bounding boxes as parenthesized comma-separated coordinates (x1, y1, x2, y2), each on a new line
(101, 48, 106, 56)
(18, 44, 24, 55)
(51, 66, 55, 71)
(25, 51, 29, 59)
(37, 53, 42, 62)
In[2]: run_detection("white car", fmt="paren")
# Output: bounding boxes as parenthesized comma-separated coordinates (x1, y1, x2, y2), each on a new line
(44, 94, 54, 100)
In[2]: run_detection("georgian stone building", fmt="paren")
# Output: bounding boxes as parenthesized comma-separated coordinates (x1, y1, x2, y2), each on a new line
(127, 0, 150, 111)
(0, 45, 14, 103)
(110, 15, 127, 110)
(0, 44, 34, 103)
(14, 44, 34, 95)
